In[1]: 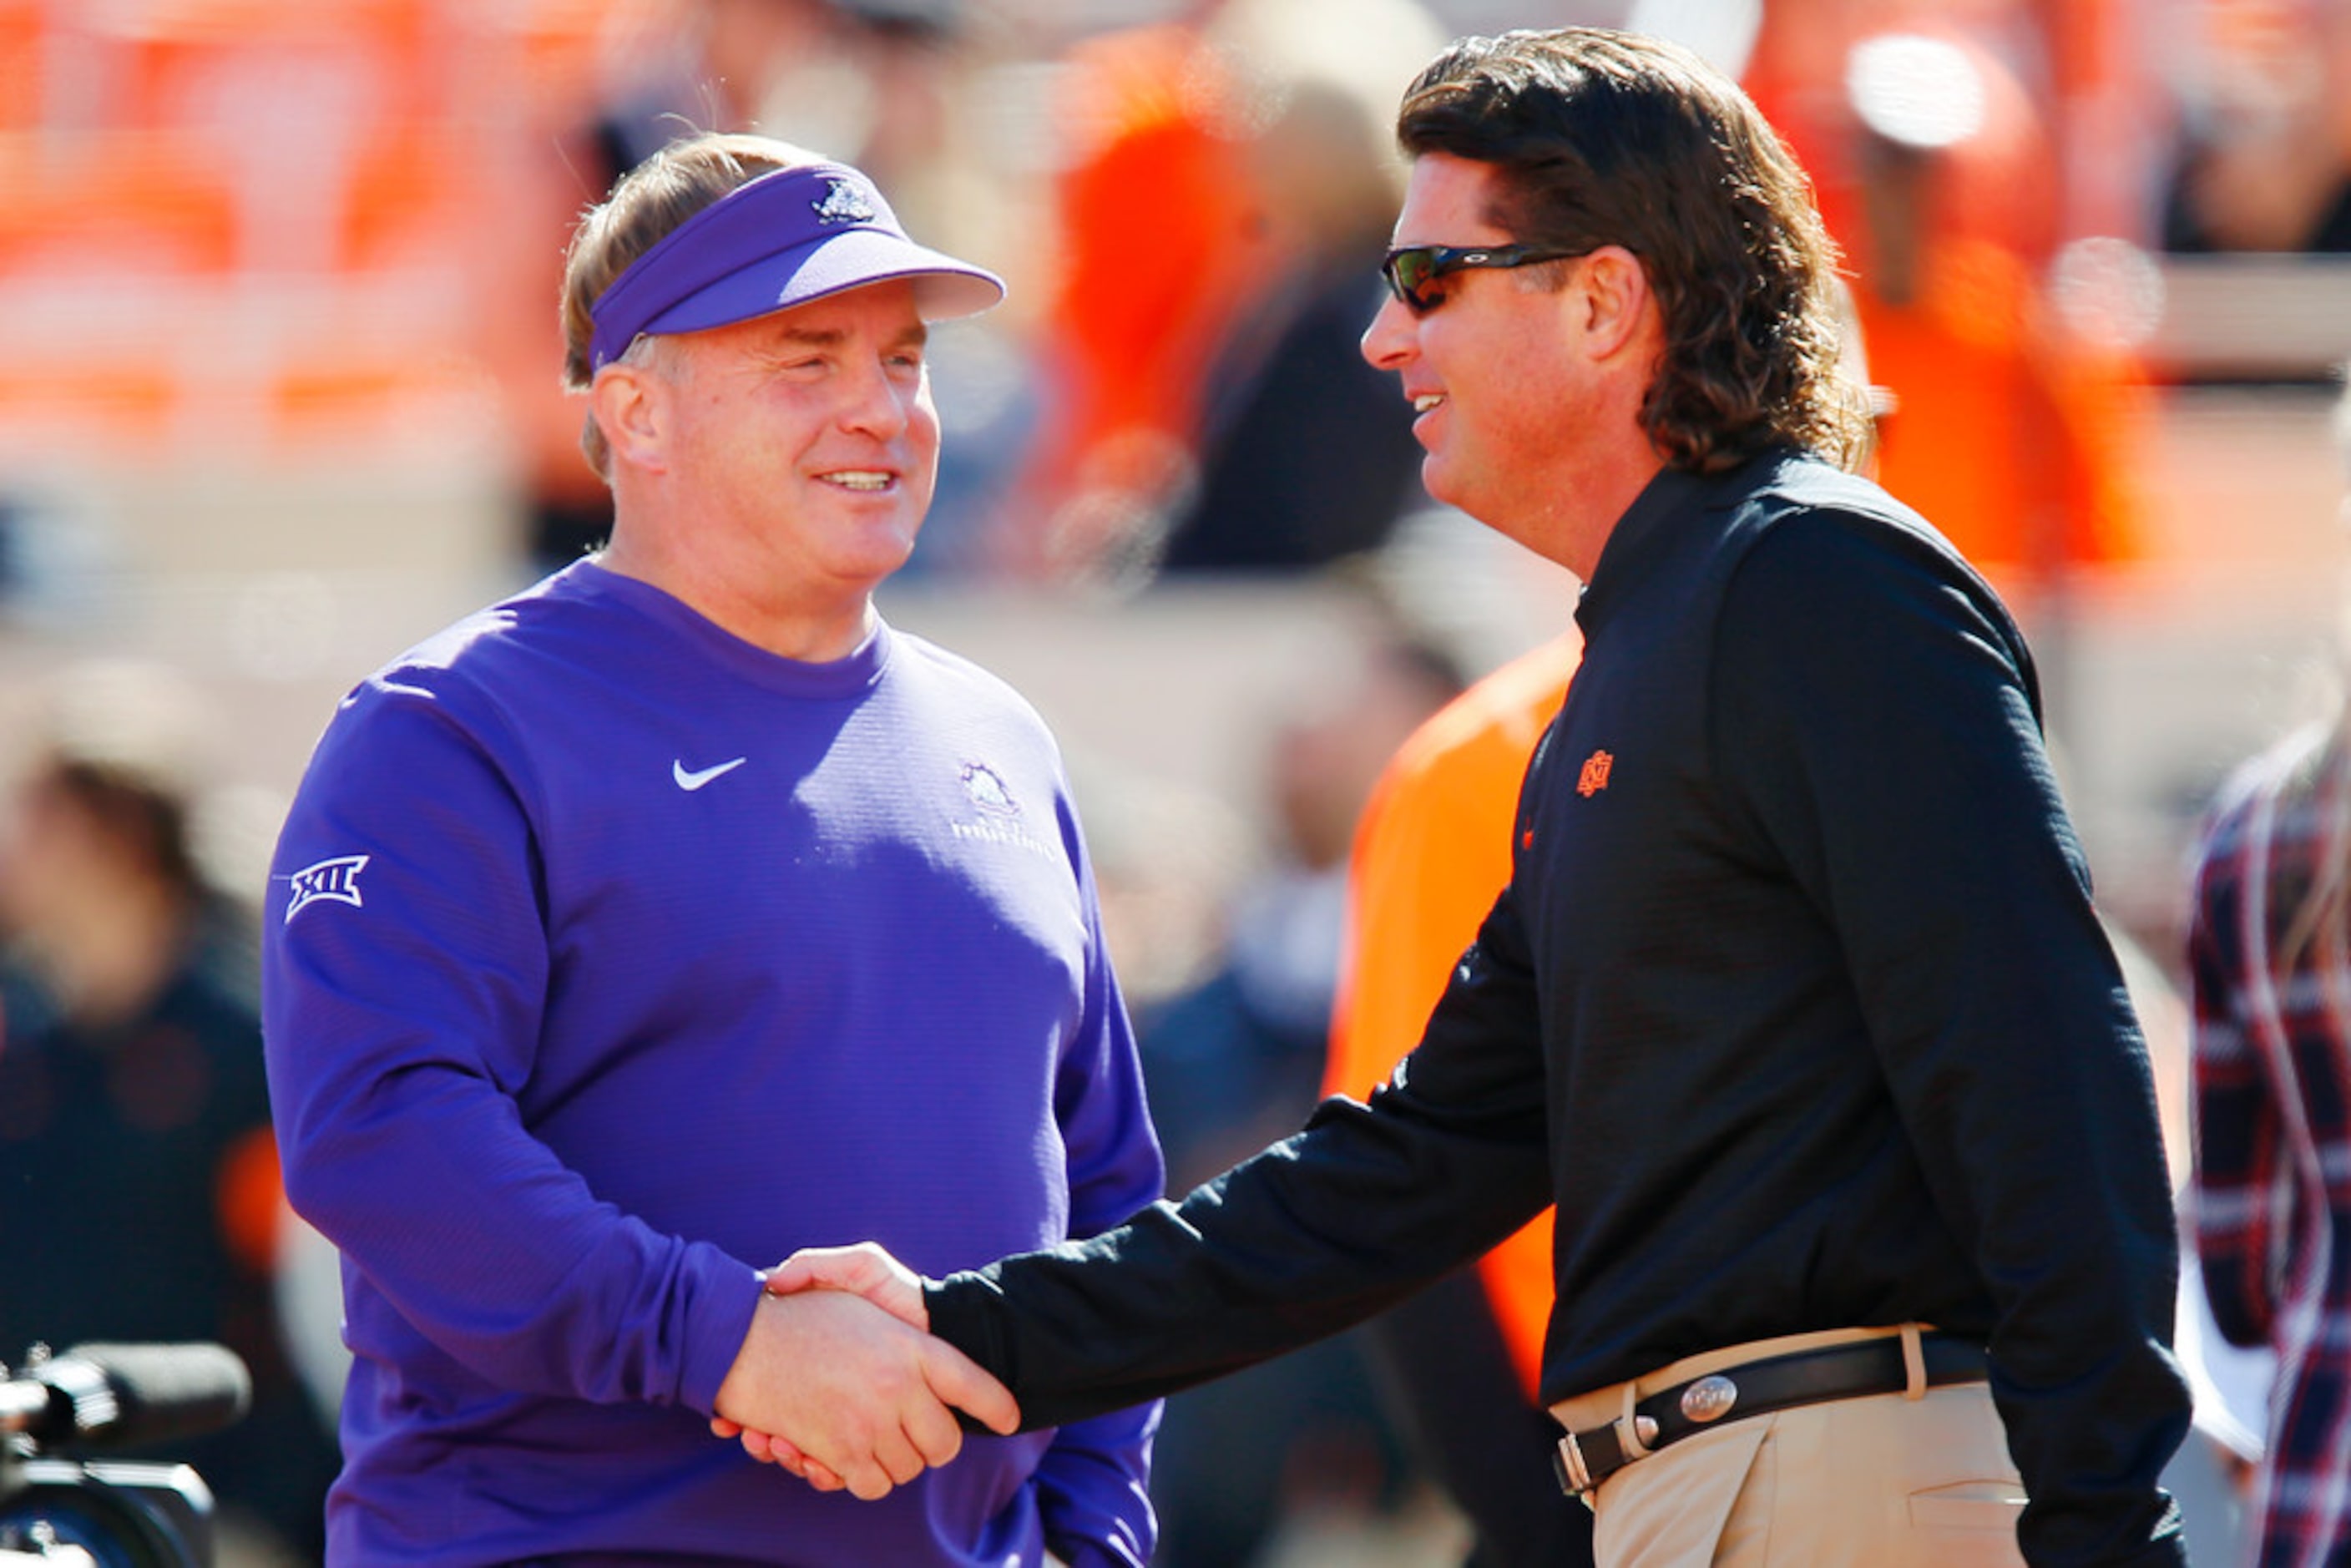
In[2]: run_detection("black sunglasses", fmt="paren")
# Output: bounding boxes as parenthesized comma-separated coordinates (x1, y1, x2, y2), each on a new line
(1380, 243, 1581, 313)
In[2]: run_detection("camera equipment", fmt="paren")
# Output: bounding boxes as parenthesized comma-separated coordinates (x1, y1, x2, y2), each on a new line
(0, 1343, 251, 1568)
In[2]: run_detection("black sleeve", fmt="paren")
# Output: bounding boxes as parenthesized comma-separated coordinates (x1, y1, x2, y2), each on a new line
(1359, 1267, 1596, 1568)
(928, 883, 1556, 1432)
(1711, 512, 2189, 1568)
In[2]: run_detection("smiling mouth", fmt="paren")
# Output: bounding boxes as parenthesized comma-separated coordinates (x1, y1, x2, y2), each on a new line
(819, 471, 894, 492)
(1413, 393, 1444, 413)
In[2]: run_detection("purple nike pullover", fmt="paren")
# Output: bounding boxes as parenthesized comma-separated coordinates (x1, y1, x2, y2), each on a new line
(263, 560, 1163, 1566)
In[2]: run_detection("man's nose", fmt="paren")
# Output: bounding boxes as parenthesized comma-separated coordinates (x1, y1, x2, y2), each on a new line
(1361, 292, 1415, 372)
(837, 356, 912, 439)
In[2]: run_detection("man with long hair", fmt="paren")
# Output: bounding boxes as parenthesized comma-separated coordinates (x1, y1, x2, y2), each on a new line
(741, 31, 2189, 1566)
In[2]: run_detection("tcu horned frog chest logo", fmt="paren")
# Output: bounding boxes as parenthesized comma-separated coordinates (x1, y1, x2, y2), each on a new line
(951, 761, 1056, 860)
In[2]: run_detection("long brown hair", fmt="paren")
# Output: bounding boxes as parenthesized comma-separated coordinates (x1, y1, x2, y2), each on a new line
(1396, 28, 1873, 475)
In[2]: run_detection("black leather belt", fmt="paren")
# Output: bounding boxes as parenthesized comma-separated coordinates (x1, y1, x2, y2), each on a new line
(1552, 1332, 1989, 1499)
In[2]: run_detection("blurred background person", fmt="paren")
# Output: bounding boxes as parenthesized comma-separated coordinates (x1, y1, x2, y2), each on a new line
(1136, 613, 1464, 1567)
(1148, 71, 1426, 577)
(0, 675, 339, 1565)
(2108, 918, 2269, 1568)
(1322, 631, 1590, 1568)
(997, 0, 1443, 587)
(2185, 372, 2351, 1568)
(989, 0, 1264, 584)
(1742, 0, 2151, 598)
(2161, 0, 2351, 254)
(1142, 615, 1462, 1195)
(1148, 0, 1442, 577)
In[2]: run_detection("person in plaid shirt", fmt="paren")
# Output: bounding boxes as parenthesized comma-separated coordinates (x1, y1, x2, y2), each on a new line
(2189, 378, 2351, 1568)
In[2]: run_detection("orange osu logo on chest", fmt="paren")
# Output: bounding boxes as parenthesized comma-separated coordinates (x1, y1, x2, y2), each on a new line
(1577, 750, 1613, 797)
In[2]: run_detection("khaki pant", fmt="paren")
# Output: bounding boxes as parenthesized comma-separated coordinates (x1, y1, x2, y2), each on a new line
(1552, 1328, 2027, 1568)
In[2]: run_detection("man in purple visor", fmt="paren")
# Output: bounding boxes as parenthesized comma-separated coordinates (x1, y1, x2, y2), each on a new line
(260, 133, 1165, 1566)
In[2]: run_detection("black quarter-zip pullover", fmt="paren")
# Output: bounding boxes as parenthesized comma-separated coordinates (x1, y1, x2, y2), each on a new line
(931, 449, 2190, 1568)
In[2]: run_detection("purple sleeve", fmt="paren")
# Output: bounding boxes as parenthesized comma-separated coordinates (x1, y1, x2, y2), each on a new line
(1033, 824, 1164, 1567)
(262, 686, 762, 1413)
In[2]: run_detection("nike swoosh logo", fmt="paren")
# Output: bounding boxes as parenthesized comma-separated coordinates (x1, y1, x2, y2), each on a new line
(673, 757, 747, 792)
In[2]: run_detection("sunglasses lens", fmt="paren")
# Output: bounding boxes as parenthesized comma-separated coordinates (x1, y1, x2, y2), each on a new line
(1385, 248, 1440, 311)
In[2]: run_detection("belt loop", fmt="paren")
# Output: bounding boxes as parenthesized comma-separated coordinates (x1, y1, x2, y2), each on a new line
(1555, 1427, 1595, 1501)
(1898, 1323, 1927, 1401)
(1617, 1378, 1652, 1457)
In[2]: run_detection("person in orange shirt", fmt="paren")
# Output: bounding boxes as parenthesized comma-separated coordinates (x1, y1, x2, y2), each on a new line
(1324, 631, 1590, 1567)
(1741, 0, 2145, 586)
(999, 6, 1266, 581)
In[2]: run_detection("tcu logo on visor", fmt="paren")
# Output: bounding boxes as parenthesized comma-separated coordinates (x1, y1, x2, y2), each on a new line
(812, 178, 877, 225)
(286, 854, 371, 923)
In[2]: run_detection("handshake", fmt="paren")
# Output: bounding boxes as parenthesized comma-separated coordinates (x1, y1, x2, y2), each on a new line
(708, 1244, 1020, 1502)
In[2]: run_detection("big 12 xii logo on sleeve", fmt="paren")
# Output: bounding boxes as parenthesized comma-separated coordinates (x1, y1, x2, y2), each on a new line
(285, 854, 372, 923)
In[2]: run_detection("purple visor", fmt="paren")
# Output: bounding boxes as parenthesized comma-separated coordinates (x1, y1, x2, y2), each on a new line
(587, 162, 1004, 371)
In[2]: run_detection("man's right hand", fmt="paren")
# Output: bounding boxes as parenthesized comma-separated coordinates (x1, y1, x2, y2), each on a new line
(768, 1241, 932, 1326)
(710, 1283, 1019, 1501)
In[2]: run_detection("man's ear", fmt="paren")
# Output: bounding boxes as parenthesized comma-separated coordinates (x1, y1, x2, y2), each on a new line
(590, 362, 671, 476)
(1577, 245, 1656, 362)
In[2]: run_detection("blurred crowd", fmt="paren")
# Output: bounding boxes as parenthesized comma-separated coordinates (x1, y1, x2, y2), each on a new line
(0, 0, 2344, 587)
(3, 0, 2351, 1564)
